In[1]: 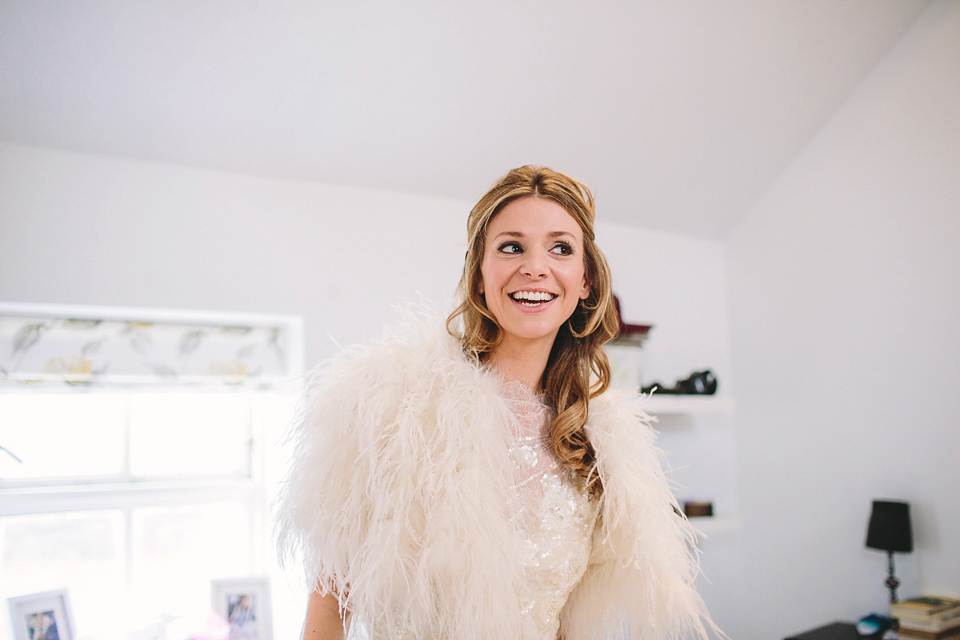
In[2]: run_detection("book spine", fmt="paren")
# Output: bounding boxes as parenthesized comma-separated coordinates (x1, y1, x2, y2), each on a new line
(899, 620, 960, 635)
(895, 610, 960, 626)
(897, 624, 960, 640)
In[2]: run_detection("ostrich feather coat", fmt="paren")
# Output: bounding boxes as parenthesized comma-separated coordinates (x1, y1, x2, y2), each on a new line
(276, 316, 714, 640)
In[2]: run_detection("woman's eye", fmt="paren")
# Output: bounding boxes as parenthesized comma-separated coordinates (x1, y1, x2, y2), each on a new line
(498, 241, 522, 254)
(551, 242, 574, 256)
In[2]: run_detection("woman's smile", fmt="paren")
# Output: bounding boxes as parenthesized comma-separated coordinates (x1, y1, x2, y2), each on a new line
(509, 289, 558, 309)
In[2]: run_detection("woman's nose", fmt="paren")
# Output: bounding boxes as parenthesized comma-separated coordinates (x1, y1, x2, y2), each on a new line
(520, 250, 548, 278)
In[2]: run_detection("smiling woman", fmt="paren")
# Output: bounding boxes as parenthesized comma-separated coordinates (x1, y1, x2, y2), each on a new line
(277, 166, 719, 640)
(450, 166, 618, 495)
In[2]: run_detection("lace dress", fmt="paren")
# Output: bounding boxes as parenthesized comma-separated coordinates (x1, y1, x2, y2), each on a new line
(500, 381, 598, 640)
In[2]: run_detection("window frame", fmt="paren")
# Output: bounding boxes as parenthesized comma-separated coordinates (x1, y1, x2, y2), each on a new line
(0, 302, 303, 586)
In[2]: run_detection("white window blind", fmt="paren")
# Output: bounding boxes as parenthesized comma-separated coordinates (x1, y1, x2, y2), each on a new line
(0, 302, 303, 389)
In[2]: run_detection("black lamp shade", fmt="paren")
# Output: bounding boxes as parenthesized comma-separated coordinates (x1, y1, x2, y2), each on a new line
(866, 500, 913, 553)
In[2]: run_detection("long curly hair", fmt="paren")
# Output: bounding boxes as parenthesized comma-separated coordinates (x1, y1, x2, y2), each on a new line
(447, 165, 619, 494)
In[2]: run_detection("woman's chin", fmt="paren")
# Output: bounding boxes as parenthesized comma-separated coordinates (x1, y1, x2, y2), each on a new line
(498, 324, 562, 347)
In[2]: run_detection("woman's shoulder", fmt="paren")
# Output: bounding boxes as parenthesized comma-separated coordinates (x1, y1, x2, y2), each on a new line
(309, 311, 491, 397)
(276, 314, 525, 634)
(295, 311, 508, 446)
(588, 387, 658, 436)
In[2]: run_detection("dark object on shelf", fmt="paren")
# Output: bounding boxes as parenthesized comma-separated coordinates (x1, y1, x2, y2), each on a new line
(641, 370, 718, 395)
(611, 295, 652, 346)
(785, 622, 884, 640)
(683, 501, 713, 518)
(856, 614, 894, 637)
(865, 500, 913, 604)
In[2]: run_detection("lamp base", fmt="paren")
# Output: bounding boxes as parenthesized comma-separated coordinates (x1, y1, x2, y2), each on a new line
(885, 550, 900, 604)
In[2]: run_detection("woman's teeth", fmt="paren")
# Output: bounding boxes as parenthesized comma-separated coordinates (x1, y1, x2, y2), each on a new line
(510, 291, 556, 305)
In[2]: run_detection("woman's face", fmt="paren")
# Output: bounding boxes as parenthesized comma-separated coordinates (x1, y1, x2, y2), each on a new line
(479, 196, 590, 352)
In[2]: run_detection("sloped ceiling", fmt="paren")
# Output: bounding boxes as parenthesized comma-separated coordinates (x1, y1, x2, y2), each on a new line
(0, 1, 932, 238)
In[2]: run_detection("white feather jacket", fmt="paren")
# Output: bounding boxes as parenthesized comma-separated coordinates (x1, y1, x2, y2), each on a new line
(276, 317, 715, 640)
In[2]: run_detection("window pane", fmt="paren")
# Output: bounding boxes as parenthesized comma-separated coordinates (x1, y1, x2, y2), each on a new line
(128, 393, 250, 477)
(130, 501, 252, 619)
(0, 510, 127, 640)
(0, 393, 126, 480)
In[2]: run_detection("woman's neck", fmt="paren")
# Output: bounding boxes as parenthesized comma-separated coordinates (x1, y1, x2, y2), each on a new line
(486, 336, 554, 393)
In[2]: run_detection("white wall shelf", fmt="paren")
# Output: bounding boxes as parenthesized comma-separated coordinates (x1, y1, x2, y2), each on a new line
(689, 515, 741, 538)
(644, 395, 736, 415)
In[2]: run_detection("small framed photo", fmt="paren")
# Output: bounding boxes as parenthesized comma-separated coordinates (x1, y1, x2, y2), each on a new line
(211, 577, 273, 640)
(7, 590, 75, 640)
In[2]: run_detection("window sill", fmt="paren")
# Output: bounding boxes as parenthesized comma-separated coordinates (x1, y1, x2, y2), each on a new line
(0, 477, 256, 516)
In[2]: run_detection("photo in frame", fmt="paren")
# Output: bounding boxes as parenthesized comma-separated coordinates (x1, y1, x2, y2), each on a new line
(7, 590, 75, 640)
(211, 577, 273, 640)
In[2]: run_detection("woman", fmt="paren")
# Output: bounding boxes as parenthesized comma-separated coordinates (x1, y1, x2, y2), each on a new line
(277, 166, 716, 640)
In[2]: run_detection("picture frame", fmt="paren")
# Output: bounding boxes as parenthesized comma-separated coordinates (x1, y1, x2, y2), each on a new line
(7, 590, 75, 640)
(211, 577, 273, 640)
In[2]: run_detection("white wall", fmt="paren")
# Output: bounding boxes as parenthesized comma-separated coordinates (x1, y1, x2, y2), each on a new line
(0, 142, 468, 363)
(0, 142, 740, 633)
(727, 2, 960, 638)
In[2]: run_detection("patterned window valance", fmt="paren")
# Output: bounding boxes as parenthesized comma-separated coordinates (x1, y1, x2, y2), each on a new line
(0, 303, 303, 389)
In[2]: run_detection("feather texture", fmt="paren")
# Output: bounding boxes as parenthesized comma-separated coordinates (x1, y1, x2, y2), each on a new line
(560, 391, 719, 639)
(275, 315, 716, 639)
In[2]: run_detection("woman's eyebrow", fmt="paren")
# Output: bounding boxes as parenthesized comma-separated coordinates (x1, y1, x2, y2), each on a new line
(492, 230, 576, 240)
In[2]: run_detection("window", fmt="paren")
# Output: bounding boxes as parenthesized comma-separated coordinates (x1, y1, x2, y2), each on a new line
(0, 304, 302, 639)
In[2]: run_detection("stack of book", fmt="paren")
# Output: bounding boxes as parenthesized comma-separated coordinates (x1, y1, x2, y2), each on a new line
(892, 596, 960, 639)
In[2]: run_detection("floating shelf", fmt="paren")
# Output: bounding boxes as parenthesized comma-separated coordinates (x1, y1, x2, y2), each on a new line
(609, 334, 650, 348)
(688, 515, 741, 538)
(643, 395, 736, 415)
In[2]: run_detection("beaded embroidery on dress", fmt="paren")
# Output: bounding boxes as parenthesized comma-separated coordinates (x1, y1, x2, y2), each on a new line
(499, 379, 597, 640)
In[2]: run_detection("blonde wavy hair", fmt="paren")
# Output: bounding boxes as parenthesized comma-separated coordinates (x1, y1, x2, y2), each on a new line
(447, 165, 620, 494)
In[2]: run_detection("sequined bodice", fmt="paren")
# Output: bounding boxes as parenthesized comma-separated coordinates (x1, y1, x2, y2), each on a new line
(501, 381, 596, 640)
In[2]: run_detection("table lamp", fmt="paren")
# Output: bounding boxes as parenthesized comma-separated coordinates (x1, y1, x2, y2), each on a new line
(865, 500, 913, 604)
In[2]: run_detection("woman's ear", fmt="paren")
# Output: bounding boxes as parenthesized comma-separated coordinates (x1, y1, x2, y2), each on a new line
(580, 278, 590, 300)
